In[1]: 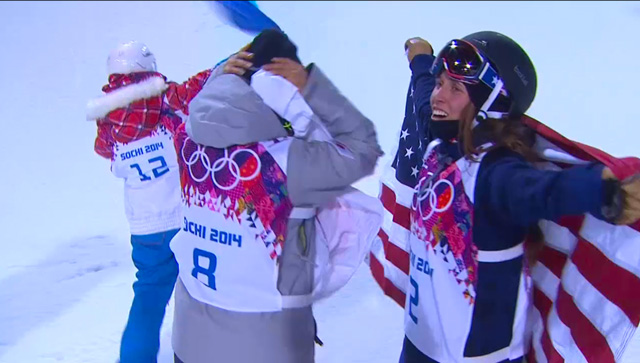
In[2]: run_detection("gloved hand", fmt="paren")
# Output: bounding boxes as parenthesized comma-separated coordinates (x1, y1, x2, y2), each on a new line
(405, 37, 434, 63)
(602, 167, 640, 225)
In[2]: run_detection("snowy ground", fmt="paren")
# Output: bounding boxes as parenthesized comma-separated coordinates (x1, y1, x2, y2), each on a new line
(0, 240, 404, 363)
(2, 1, 640, 362)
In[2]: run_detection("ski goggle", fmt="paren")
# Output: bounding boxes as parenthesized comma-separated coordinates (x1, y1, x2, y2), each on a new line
(432, 39, 502, 90)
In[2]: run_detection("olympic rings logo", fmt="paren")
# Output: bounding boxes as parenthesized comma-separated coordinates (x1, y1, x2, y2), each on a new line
(412, 174, 455, 221)
(181, 137, 261, 190)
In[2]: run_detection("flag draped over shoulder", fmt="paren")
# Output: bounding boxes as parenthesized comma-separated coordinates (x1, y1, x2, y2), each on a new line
(369, 81, 640, 363)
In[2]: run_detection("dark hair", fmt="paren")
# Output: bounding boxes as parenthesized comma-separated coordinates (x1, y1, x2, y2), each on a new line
(457, 103, 539, 162)
(525, 224, 545, 265)
(244, 29, 300, 79)
(457, 103, 544, 263)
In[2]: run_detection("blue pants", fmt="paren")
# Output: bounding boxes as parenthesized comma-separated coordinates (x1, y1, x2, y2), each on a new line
(120, 229, 179, 363)
(399, 336, 523, 363)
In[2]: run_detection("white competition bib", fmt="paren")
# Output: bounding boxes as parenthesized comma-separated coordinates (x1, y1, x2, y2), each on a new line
(404, 232, 475, 362)
(170, 205, 283, 312)
(111, 129, 178, 187)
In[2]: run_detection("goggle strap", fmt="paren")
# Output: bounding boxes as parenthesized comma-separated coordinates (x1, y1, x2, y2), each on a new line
(473, 78, 507, 128)
(487, 111, 508, 119)
(478, 62, 491, 82)
(481, 78, 503, 113)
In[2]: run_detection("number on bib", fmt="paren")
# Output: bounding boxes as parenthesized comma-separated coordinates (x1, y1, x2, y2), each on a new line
(130, 155, 169, 181)
(149, 155, 169, 178)
(409, 276, 419, 324)
(192, 248, 218, 290)
(130, 163, 152, 181)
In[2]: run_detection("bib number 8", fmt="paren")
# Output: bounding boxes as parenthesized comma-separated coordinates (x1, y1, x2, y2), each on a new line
(192, 248, 218, 290)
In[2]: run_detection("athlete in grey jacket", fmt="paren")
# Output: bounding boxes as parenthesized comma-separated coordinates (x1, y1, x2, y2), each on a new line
(171, 30, 382, 363)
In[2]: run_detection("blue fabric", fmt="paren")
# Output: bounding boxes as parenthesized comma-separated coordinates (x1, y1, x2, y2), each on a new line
(400, 336, 523, 363)
(120, 229, 179, 363)
(390, 54, 436, 188)
(213, 1, 280, 35)
(409, 54, 436, 143)
(208, 1, 282, 75)
(399, 336, 438, 363)
(464, 257, 524, 357)
(477, 148, 606, 230)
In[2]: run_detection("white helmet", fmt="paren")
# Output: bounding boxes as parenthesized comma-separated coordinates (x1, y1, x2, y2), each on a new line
(106, 41, 157, 75)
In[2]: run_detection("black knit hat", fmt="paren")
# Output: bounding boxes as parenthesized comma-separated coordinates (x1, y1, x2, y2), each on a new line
(245, 29, 301, 79)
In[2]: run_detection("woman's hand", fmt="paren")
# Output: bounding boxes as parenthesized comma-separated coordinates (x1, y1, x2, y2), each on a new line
(262, 57, 308, 91)
(405, 37, 434, 63)
(222, 44, 254, 76)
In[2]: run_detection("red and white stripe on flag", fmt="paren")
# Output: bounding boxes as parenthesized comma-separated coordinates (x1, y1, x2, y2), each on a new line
(369, 116, 640, 362)
(369, 165, 411, 307)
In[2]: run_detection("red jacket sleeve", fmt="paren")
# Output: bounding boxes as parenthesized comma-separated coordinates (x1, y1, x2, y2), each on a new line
(94, 121, 115, 160)
(165, 69, 213, 115)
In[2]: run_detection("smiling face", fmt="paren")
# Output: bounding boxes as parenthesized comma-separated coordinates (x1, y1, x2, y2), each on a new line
(430, 72, 473, 122)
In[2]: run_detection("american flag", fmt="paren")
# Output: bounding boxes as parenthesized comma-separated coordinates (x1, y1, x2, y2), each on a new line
(369, 83, 425, 307)
(368, 83, 640, 362)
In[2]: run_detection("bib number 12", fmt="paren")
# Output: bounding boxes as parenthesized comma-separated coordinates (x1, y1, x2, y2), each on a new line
(130, 156, 169, 181)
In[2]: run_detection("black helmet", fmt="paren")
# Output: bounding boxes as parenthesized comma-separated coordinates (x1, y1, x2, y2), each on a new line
(462, 31, 537, 117)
